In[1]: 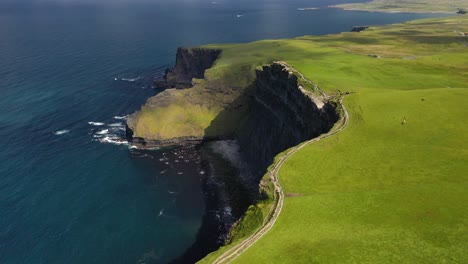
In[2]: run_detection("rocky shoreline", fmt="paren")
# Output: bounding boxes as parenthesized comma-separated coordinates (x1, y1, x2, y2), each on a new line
(127, 47, 339, 262)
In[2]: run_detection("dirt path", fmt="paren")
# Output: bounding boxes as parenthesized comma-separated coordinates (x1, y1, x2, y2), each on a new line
(212, 69, 350, 264)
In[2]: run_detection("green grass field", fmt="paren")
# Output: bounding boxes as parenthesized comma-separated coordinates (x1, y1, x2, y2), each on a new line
(194, 16, 468, 263)
(333, 0, 468, 14)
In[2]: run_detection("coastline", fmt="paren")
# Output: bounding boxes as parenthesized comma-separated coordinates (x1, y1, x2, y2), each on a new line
(328, 6, 455, 14)
(131, 61, 341, 263)
(127, 12, 468, 264)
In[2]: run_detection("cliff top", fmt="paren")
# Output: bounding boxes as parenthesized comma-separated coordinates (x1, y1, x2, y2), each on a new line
(194, 15, 468, 263)
(126, 15, 468, 263)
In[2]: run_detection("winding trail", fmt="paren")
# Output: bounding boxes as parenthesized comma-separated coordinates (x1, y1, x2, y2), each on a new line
(212, 79, 350, 264)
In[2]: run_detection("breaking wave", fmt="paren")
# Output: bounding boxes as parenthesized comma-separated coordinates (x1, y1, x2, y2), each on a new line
(88, 122, 105, 126)
(90, 118, 128, 146)
(113, 115, 128, 120)
(109, 123, 123, 127)
(53, 130, 70, 135)
(121, 77, 142, 82)
(96, 129, 109, 135)
(99, 136, 129, 145)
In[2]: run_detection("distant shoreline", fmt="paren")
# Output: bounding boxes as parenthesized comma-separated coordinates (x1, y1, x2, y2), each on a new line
(328, 5, 455, 14)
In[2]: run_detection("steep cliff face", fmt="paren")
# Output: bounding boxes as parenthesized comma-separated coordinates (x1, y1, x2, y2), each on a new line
(126, 53, 340, 262)
(237, 63, 339, 176)
(128, 56, 339, 169)
(164, 47, 222, 88)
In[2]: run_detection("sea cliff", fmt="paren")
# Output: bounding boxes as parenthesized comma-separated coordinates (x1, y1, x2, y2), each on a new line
(126, 47, 339, 261)
(127, 47, 338, 178)
(161, 47, 222, 89)
(238, 63, 338, 176)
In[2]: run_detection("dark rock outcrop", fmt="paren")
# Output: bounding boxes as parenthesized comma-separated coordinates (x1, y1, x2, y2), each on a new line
(159, 47, 222, 89)
(351, 26, 369, 32)
(237, 63, 339, 177)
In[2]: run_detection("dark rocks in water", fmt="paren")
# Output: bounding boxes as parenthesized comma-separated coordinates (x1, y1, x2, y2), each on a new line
(457, 9, 466, 14)
(351, 26, 369, 32)
(153, 79, 171, 89)
(153, 68, 175, 88)
(125, 123, 134, 142)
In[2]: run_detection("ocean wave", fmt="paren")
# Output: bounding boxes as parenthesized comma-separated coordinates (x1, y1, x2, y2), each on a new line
(121, 77, 142, 82)
(54, 130, 70, 135)
(88, 122, 105, 126)
(110, 127, 126, 132)
(96, 129, 109, 135)
(98, 136, 128, 145)
(108, 123, 123, 127)
(113, 115, 128, 120)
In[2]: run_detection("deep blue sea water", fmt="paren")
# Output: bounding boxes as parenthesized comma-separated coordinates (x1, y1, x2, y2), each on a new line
(0, 0, 447, 263)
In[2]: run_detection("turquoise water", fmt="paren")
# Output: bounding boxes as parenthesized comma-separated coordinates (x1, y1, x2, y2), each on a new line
(0, 1, 446, 263)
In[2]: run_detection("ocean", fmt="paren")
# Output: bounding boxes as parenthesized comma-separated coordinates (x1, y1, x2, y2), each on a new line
(0, 0, 446, 263)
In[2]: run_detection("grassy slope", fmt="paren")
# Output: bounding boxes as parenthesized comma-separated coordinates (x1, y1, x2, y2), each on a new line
(198, 16, 468, 263)
(333, 0, 468, 14)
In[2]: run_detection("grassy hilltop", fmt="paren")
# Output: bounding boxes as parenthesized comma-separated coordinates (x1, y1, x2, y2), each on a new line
(333, 0, 468, 14)
(195, 15, 468, 263)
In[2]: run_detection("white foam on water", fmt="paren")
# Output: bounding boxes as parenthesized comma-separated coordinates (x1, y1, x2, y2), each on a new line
(108, 123, 123, 127)
(110, 127, 126, 132)
(121, 77, 142, 82)
(113, 115, 128, 120)
(96, 129, 109, 135)
(237, 14, 244, 18)
(98, 136, 128, 145)
(223, 206, 232, 217)
(54, 130, 70, 135)
(88, 122, 105, 126)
